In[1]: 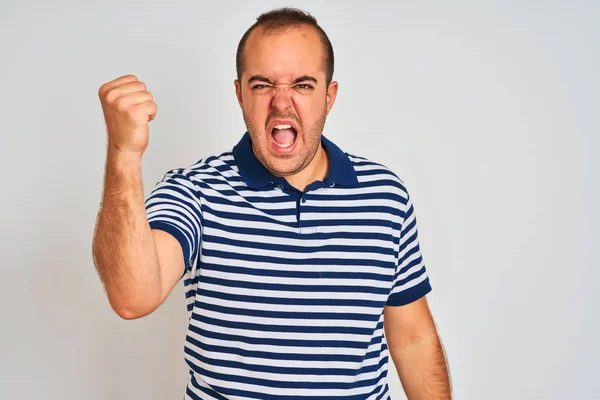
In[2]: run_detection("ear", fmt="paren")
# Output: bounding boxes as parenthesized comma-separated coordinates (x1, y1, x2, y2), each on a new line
(325, 81, 339, 115)
(234, 79, 243, 108)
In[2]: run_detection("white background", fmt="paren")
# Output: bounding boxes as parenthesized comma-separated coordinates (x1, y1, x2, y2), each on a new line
(1, 0, 598, 399)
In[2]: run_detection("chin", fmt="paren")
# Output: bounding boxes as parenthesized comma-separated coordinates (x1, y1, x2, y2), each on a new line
(264, 157, 303, 177)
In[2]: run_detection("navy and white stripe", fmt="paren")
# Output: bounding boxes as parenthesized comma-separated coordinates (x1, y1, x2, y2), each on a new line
(145, 132, 432, 399)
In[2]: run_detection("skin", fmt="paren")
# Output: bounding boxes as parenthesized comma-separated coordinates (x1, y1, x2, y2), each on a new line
(93, 75, 183, 320)
(234, 24, 339, 192)
(385, 297, 453, 399)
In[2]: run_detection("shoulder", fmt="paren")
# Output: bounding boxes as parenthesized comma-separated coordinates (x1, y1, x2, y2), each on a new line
(346, 152, 411, 200)
(167, 149, 241, 186)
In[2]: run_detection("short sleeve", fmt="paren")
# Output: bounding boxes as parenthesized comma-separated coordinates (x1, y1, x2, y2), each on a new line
(386, 189, 432, 306)
(145, 169, 202, 276)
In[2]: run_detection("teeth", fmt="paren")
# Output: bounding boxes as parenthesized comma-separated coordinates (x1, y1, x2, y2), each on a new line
(274, 124, 292, 130)
(272, 136, 294, 148)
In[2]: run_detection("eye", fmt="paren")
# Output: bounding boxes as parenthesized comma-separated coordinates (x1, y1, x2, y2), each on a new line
(252, 84, 271, 90)
(295, 84, 313, 90)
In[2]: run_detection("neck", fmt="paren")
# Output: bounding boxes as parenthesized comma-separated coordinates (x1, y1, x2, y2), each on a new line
(285, 143, 329, 192)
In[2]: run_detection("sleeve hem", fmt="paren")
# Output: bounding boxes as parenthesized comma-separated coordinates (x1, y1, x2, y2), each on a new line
(149, 221, 190, 275)
(386, 277, 432, 306)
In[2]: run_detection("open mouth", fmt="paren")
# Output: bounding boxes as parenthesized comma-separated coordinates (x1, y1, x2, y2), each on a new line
(271, 124, 297, 149)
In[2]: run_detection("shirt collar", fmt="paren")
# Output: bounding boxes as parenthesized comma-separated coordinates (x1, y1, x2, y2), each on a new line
(233, 131, 359, 189)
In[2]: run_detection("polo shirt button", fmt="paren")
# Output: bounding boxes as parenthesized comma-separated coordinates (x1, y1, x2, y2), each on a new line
(301, 196, 306, 203)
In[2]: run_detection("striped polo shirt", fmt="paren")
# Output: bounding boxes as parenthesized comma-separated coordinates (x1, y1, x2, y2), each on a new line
(145, 132, 432, 400)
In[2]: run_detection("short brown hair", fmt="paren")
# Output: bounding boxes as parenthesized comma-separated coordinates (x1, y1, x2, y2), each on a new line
(236, 8, 335, 86)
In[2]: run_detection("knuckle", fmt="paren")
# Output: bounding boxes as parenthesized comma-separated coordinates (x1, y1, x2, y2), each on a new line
(130, 81, 144, 91)
(99, 84, 114, 100)
(114, 96, 129, 111)
(105, 88, 119, 103)
(128, 103, 142, 116)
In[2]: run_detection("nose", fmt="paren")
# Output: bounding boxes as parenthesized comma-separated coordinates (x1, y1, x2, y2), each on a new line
(270, 86, 294, 112)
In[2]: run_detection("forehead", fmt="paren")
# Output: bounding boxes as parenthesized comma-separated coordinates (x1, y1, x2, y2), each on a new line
(243, 25, 325, 81)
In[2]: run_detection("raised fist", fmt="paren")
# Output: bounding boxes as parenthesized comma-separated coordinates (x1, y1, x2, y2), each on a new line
(98, 75, 157, 157)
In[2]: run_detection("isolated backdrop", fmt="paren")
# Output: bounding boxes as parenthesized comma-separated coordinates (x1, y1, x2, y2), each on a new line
(1, 0, 598, 399)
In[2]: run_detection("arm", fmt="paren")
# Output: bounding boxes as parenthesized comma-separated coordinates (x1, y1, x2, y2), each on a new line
(92, 152, 184, 319)
(92, 75, 185, 320)
(384, 297, 452, 399)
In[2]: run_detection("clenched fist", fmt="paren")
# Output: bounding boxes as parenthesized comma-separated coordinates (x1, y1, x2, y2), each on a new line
(98, 75, 157, 157)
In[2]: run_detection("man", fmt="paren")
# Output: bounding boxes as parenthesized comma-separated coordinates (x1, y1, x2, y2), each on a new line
(92, 7, 451, 400)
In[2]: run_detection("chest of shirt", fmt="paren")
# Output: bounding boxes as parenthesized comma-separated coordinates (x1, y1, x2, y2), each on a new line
(192, 186, 402, 325)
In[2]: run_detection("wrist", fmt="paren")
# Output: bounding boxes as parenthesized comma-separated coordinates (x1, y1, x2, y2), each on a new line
(107, 142, 143, 166)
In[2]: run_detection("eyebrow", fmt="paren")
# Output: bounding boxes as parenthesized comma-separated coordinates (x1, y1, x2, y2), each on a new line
(247, 75, 318, 85)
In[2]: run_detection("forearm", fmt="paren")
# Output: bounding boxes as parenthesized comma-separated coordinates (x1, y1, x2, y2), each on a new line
(391, 332, 452, 400)
(92, 149, 161, 318)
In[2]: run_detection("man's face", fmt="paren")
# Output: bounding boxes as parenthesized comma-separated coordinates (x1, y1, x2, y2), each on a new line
(235, 25, 338, 178)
